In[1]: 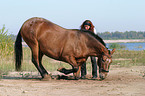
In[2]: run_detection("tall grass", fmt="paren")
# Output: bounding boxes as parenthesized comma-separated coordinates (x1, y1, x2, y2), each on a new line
(109, 43, 126, 50)
(1, 47, 144, 74)
(0, 25, 14, 57)
(0, 25, 14, 76)
(112, 50, 145, 67)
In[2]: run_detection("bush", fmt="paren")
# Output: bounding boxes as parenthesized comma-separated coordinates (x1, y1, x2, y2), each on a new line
(0, 25, 14, 57)
(109, 43, 126, 50)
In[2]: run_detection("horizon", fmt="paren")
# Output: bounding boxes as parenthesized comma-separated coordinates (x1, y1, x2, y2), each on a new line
(7, 29, 145, 35)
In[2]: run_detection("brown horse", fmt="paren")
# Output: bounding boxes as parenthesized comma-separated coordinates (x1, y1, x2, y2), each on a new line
(15, 17, 115, 80)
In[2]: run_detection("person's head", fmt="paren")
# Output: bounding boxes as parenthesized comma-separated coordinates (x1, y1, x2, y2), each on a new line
(80, 20, 94, 32)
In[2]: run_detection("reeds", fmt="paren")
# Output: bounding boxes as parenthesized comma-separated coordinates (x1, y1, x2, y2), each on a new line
(0, 25, 14, 75)
(112, 50, 145, 67)
(0, 25, 14, 58)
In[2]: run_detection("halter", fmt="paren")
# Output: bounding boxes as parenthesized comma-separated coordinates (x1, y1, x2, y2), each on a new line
(100, 52, 111, 73)
(101, 51, 112, 61)
(100, 68, 109, 73)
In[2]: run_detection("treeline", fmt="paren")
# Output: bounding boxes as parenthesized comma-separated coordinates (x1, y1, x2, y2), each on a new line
(9, 31, 145, 40)
(98, 31, 145, 40)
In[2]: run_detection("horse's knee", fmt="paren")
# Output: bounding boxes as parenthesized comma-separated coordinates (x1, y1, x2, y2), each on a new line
(73, 66, 81, 80)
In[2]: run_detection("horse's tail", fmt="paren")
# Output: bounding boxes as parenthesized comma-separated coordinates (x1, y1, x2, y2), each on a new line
(14, 29, 23, 71)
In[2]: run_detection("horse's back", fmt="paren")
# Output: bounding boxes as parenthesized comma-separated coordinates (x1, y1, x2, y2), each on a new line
(20, 17, 66, 45)
(21, 17, 65, 35)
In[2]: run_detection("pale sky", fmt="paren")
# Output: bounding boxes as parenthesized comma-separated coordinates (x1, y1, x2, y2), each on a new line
(0, 0, 145, 34)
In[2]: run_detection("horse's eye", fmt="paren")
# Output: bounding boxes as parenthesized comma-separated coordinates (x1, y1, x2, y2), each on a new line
(106, 58, 111, 63)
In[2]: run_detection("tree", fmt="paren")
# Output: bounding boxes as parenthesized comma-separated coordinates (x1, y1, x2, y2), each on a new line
(98, 31, 145, 40)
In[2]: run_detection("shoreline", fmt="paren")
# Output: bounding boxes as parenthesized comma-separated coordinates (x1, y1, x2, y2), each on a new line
(22, 39, 145, 46)
(104, 39, 145, 43)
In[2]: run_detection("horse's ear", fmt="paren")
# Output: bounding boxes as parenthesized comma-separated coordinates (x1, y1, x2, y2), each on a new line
(111, 48, 116, 55)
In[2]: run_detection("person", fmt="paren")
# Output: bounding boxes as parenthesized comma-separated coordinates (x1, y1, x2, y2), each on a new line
(80, 20, 98, 79)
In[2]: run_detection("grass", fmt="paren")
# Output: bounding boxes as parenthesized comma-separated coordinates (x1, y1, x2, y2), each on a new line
(0, 47, 145, 77)
(112, 50, 145, 67)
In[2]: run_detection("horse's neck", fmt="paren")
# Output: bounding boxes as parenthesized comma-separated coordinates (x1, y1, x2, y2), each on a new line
(87, 38, 107, 57)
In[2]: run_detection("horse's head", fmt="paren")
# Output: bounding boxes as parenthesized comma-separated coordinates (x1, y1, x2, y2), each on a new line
(98, 48, 115, 80)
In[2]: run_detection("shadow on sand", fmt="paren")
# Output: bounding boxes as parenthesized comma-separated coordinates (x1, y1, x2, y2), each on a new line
(1, 74, 102, 81)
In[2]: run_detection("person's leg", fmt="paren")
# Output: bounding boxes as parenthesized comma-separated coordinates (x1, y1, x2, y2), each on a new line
(91, 57, 97, 78)
(81, 62, 87, 78)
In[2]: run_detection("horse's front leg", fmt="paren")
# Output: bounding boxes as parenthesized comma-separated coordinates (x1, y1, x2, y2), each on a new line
(57, 66, 80, 80)
(57, 56, 80, 79)
(73, 65, 81, 80)
(73, 58, 87, 79)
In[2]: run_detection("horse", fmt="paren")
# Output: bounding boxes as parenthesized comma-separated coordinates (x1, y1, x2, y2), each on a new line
(15, 17, 115, 80)
(79, 30, 115, 79)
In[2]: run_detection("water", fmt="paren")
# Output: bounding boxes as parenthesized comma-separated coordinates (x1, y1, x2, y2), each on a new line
(23, 42, 145, 51)
(107, 42, 145, 51)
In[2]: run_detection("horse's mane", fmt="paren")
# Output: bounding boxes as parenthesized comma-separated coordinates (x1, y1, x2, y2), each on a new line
(80, 29, 106, 47)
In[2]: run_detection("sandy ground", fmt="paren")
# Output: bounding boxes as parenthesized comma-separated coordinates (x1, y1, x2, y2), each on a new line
(0, 66, 145, 96)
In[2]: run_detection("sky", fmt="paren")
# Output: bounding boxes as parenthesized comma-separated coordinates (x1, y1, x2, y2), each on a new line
(0, 0, 145, 35)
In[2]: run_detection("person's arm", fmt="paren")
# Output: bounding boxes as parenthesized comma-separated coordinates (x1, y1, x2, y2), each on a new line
(94, 28, 97, 34)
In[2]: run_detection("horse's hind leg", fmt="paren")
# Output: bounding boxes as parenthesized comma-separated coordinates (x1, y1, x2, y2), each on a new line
(39, 51, 51, 80)
(30, 45, 49, 79)
(32, 54, 44, 78)
(39, 52, 48, 74)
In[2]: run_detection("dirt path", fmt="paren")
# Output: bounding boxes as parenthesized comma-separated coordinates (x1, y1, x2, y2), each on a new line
(0, 66, 145, 96)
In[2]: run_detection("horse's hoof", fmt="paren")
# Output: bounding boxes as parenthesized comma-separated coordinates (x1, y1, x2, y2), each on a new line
(51, 75, 60, 80)
(41, 74, 52, 81)
(80, 76, 86, 79)
(57, 67, 66, 73)
(57, 67, 64, 71)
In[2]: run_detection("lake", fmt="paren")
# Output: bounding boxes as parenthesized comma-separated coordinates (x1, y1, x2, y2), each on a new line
(23, 42, 145, 51)
(107, 42, 145, 51)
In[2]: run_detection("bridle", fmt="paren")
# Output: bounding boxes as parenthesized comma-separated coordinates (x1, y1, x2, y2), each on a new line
(100, 68, 109, 73)
(99, 52, 112, 73)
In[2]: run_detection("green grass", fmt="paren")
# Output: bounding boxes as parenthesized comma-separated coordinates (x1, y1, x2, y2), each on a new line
(0, 47, 145, 76)
(112, 50, 145, 67)
(0, 25, 14, 58)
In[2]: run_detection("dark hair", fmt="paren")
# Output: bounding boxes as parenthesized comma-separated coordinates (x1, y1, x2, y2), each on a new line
(82, 30, 106, 47)
(80, 20, 95, 32)
(80, 20, 107, 47)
